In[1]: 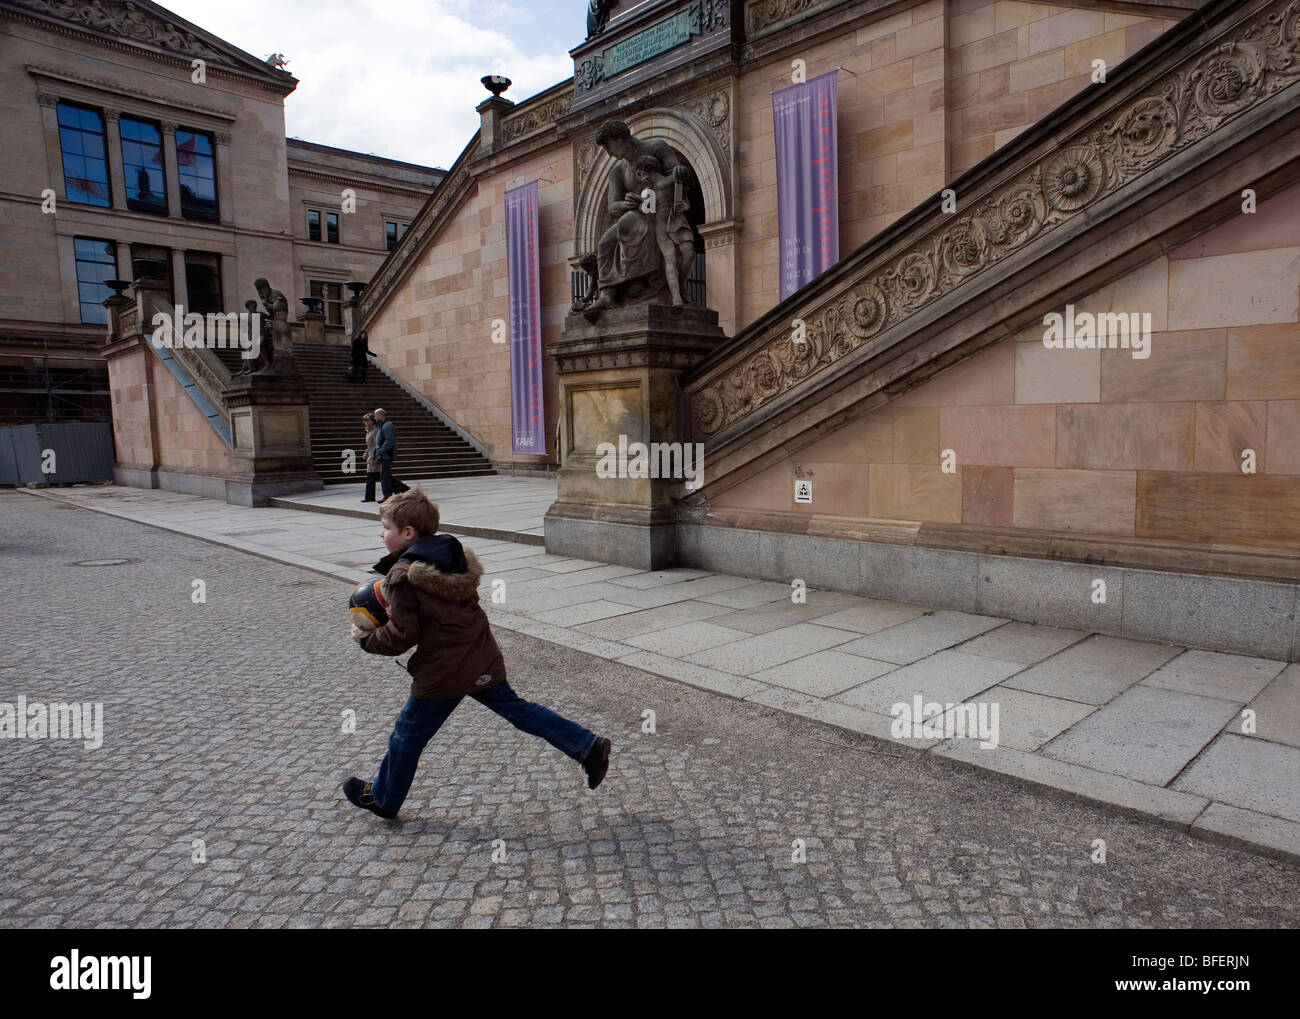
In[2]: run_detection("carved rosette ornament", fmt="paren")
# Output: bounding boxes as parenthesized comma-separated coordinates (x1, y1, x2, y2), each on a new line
(688, 0, 1300, 438)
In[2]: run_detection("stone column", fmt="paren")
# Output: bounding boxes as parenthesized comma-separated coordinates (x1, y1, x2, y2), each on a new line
(161, 122, 182, 217)
(103, 109, 128, 210)
(545, 304, 726, 569)
(214, 131, 234, 225)
(36, 94, 65, 198)
(170, 248, 188, 310)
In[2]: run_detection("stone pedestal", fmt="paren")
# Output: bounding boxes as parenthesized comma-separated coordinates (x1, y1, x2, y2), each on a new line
(224, 373, 321, 506)
(545, 303, 726, 569)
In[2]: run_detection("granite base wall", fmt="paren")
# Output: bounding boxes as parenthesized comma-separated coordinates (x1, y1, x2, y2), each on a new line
(675, 524, 1300, 661)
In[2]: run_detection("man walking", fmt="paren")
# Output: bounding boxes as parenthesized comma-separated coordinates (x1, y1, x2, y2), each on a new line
(373, 407, 410, 502)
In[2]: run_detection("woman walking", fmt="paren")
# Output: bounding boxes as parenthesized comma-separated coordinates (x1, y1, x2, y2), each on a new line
(361, 412, 381, 503)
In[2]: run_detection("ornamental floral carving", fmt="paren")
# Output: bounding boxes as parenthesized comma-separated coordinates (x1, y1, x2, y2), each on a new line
(745, 0, 831, 36)
(16, 0, 229, 63)
(684, 88, 731, 156)
(502, 93, 573, 144)
(689, 0, 1300, 438)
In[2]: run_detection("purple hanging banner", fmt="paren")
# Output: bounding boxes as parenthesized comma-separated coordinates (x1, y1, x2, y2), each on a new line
(505, 180, 545, 455)
(773, 70, 840, 302)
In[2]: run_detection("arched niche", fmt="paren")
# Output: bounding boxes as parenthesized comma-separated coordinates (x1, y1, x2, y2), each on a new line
(574, 105, 732, 258)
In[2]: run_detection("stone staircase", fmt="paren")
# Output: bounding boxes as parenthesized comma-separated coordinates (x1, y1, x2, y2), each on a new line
(214, 343, 494, 484)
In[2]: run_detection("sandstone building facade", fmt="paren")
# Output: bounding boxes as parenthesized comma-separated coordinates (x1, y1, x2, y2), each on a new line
(0, 0, 440, 424)
(352, 0, 1300, 657)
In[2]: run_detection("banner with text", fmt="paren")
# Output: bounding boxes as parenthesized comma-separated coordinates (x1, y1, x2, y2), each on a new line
(773, 70, 840, 302)
(506, 180, 545, 455)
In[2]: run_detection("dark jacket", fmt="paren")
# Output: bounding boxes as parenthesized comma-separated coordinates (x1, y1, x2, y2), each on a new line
(350, 335, 376, 366)
(375, 419, 396, 459)
(358, 534, 506, 700)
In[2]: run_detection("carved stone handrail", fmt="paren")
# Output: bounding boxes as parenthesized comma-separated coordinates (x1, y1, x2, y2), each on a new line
(683, 0, 1300, 448)
(133, 289, 233, 424)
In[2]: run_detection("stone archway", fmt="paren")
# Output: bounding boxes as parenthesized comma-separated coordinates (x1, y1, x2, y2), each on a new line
(574, 105, 732, 258)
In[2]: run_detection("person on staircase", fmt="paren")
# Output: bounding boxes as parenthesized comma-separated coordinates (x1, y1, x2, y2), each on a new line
(373, 407, 410, 503)
(362, 412, 381, 503)
(349, 329, 377, 384)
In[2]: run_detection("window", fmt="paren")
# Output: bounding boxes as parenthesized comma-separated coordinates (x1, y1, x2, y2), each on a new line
(176, 129, 217, 221)
(307, 209, 321, 241)
(120, 116, 166, 215)
(385, 221, 410, 251)
(310, 280, 343, 326)
(326, 212, 339, 244)
(131, 244, 173, 303)
(184, 252, 222, 316)
(58, 103, 111, 207)
(74, 237, 117, 324)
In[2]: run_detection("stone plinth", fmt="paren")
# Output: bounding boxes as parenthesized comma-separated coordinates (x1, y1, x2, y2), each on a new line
(224, 373, 320, 506)
(545, 303, 726, 569)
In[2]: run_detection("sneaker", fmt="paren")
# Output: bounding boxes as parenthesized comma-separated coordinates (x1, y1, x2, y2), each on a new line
(341, 776, 398, 819)
(582, 737, 611, 790)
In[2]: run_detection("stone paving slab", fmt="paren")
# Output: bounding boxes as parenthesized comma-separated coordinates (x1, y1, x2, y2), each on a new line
(1172, 734, 1300, 822)
(622, 621, 752, 658)
(833, 650, 1024, 715)
(1225, 663, 1300, 749)
(602, 574, 756, 609)
(810, 599, 930, 635)
(957, 622, 1090, 665)
(980, 686, 1096, 753)
(685, 623, 859, 676)
(750, 650, 898, 699)
(19, 485, 1300, 866)
(614, 650, 772, 701)
(1002, 635, 1183, 705)
(835, 612, 1009, 666)
(706, 591, 865, 635)
(1043, 685, 1240, 786)
(573, 600, 736, 640)
(1140, 649, 1286, 703)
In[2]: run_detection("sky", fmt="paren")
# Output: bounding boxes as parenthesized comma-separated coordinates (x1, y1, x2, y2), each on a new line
(162, 0, 588, 169)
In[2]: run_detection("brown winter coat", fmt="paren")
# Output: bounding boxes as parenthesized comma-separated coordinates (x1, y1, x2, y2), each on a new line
(359, 546, 507, 700)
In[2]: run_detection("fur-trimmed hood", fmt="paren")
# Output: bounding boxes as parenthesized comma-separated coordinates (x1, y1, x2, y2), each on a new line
(372, 534, 483, 603)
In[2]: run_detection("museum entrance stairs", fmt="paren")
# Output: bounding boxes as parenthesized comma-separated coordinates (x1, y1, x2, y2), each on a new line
(213, 343, 494, 485)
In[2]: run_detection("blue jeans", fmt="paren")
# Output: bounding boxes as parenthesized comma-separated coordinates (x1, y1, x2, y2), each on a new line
(371, 680, 599, 812)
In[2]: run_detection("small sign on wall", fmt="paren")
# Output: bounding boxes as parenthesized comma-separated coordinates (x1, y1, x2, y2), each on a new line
(794, 479, 812, 504)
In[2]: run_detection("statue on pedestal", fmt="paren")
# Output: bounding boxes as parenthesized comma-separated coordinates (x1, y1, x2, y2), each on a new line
(251, 277, 297, 376)
(235, 298, 271, 376)
(580, 120, 698, 322)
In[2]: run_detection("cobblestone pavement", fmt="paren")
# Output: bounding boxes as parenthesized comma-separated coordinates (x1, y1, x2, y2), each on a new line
(1, 492, 1297, 928)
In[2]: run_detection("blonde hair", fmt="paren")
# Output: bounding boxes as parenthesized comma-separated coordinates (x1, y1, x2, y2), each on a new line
(379, 487, 440, 537)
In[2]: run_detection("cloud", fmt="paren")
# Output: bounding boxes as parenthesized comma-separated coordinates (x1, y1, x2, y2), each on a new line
(162, 0, 581, 168)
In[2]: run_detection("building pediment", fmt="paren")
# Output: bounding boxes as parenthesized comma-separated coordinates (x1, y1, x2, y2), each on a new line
(2, 0, 296, 89)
